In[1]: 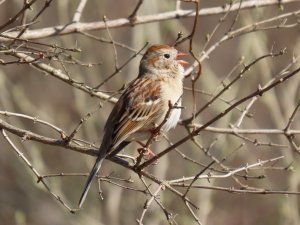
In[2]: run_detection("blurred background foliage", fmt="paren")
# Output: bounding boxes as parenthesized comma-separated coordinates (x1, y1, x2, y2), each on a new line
(0, 0, 300, 225)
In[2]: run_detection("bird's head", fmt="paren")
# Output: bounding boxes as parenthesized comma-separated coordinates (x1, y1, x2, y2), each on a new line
(139, 44, 188, 78)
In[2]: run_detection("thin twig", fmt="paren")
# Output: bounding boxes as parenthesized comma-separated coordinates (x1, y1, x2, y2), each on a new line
(1, 129, 77, 213)
(0, 0, 38, 31)
(183, 49, 286, 124)
(11, 0, 53, 44)
(94, 42, 148, 89)
(170, 156, 284, 183)
(138, 66, 300, 169)
(129, 0, 144, 22)
(103, 15, 119, 70)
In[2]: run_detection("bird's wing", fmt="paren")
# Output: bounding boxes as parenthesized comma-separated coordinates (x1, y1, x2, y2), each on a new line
(102, 75, 164, 155)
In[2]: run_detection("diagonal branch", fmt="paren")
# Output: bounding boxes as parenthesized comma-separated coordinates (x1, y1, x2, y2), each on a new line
(8, 50, 118, 103)
(138, 66, 300, 169)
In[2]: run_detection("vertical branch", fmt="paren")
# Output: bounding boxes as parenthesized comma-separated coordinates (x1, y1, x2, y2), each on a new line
(20, 0, 29, 25)
(128, 0, 144, 23)
(104, 15, 119, 70)
(72, 0, 88, 22)
(176, 0, 202, 123)
(284, 99, 300, 153)
(227, 0, 243, 32)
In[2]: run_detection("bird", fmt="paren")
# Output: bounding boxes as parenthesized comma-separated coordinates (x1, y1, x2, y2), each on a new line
(78, 44, 188, 208)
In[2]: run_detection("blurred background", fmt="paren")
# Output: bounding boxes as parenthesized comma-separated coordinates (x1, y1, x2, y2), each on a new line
(0, 0, 300, 224)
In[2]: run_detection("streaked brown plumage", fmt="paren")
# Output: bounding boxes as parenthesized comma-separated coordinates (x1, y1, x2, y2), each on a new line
(78, 44, 187, 208)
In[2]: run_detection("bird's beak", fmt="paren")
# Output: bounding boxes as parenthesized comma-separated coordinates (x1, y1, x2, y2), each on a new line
(176, 51, 189, 65)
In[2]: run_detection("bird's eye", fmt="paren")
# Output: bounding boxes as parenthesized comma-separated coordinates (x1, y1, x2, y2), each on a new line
(164, 53, 170, 59)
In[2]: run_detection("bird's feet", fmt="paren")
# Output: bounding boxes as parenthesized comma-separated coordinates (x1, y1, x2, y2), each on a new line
(150, 128, 162, 141)
(137, 147, 156, 160)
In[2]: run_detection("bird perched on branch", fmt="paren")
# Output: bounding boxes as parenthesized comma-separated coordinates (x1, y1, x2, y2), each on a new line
(78, 44, 188, 208)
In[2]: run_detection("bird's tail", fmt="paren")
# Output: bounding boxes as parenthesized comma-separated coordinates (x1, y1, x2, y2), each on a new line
(78, 155, 104, 208)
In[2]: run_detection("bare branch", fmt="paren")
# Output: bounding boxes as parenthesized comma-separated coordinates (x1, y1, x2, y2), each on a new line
(1, 0, 298, 41)
(1, 129, 77, 213)
(138, 66, 300, 169)
(72, 0, 88, 22)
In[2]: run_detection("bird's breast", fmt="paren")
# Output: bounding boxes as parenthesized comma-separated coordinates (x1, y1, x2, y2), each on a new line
(159, 78, 183, 131)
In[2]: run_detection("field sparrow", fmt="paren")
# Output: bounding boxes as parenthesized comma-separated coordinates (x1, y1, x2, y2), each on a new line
(78, 44, 188, 208)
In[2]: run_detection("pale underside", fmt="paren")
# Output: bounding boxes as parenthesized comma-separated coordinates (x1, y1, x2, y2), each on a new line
(100, 73, 183, 156)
